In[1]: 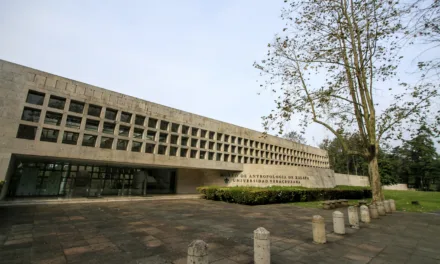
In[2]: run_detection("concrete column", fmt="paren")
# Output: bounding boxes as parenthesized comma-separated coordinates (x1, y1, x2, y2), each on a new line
(377, 201, 386, 216)
(348, 206, 359, 229)
(0, 153, 14, 200)
(360, 205, 371, 223)
(332, 211, 345, 235)
(312, 215, 326, 244)
(369, 204, 379, 219)
(383, 200, 392, 214)
(254, 227, 270, 264)
(389, 199, 396, 212)
(187, 240, 208, 264)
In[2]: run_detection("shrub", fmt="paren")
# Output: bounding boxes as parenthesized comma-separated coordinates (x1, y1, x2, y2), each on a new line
(197, 186, 372, 205)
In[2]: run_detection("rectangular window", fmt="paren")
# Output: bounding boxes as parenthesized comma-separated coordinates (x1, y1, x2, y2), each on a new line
(40, 128, 59, 143)
(231, 146, 236, 153)
(160, 120, 169, 131)
(231, 136, 236, 144)
(244, 157, 248, 163)
(158, 145, 167, 155)
(159, 133, 168, 143)
(238, 138, 243, 145)
(181, 137, 189, 146)
(103, 122, 115, 134)
(224, 154, 229, 162)
(190, 149, 197, 158)
(62, 131, 79, 145)
(209, 131, 215, 140)
(231, 155, 236, 163)
(208, 142, 214, 150)
(182, 125, 189, 135)
(146, 130, 156, 141)
(145, 143, 155, 153)
(217, 143, 222, 151)
(100, 137, 114, 149)
(105, 108, 117, 120)
(171, 123, 179, 133)
(170, 146, 178, 156)
(238, 147, 242, 154)
(199, 151, 206, 159)
(26, 90, 45, 105)
(44, 112, 62, 126)
(191, 138, 198, 147)
(217, 133, 222, 141)
(21, 107, 41, 122)
(133, 128, 143, 139)
(224, 135, 229, 142)
(82, 134, 97, 147)
(200, 140, 206, 149)
(88, 104, 102, 117)
(131, 141, 142, 152)
(48, 96, 66, 110)
(216, 153, 222, 161)
(85, 119, 99, 131)
(191, 127, 198, 137)
(148, 118, 157, 128)
(116, 139, 128, 150)
(118, 125, 130, 136)
(135, 115, 145, 126)
(16, 124, 37, 140)
(180, 148, 188, 157)
(120, 112, 132, 123)
(69, 100, 84, 114)
(208, 152, 214, 160)
(171, 135, 179, 144)
(200, 130, 207, 138)
(224, 144, 229, 152)
(66, 116, 82, 129)
(244, 139, 248, 146)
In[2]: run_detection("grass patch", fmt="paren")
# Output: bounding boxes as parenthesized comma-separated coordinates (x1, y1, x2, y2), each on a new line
(292, 190, 440, 213)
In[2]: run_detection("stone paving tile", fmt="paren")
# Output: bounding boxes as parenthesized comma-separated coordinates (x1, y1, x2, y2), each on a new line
(1, 199, 440, 263)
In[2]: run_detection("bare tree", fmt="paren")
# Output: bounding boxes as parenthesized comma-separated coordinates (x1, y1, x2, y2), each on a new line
(283, 130, 307, 145)
(254, 0, 439, 202)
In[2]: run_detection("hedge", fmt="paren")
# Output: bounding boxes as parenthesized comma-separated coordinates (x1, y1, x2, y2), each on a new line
(197, 186, 372, 205)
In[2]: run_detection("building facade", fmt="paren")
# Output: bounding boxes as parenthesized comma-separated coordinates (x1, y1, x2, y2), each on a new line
(0, 59, 333, 199)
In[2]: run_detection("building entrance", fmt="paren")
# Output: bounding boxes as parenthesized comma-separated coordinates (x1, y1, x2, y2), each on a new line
(7, 157, 177, 198)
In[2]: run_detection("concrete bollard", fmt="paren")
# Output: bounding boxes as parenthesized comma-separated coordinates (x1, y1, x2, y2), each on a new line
(377, 201, 386, 216)
(348, 206, 360, 229)
(332, 211, 345, 235)
(369, 204, 379, 219)
(187, 240, 208, 264)
(360, 205, 371, 223)
(254, 227, 270, 264)
(312, 215, 326, 244)
(389, 199, 396, 212)
(383, 200, 392, 214)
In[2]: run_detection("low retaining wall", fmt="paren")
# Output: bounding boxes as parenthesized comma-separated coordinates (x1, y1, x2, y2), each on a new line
(382, 184, 409, 191)
(334, 173, 369, 187)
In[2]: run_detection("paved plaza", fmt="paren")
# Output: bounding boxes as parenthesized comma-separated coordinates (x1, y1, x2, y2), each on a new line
(0, 199, 439, 264)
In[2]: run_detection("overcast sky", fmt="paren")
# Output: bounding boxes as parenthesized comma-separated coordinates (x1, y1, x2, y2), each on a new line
(0, 0, 438, 150)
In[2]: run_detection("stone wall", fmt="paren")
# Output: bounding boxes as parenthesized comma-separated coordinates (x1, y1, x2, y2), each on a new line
(382, 184, 409, 191)
(334, 173, 369, 187)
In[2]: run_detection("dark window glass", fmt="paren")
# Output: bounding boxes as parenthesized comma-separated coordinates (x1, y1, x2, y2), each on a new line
(217, 143, 222, 151)
(66, 116, 82, 129)
(191, 138, 198, 147)
(82, 134, 97, 147)
(182, 125, 189, 134)
(201, 130, 207, 138)
(21, 107, 41, 122)
(191, 128, 198, 137)
(200, 140, 206, 149)
(171, 123, 179, 133)
(133, 128, 143, 139)
(190, 149, 197, 158)
(209, 142, 214, 150)
(224, 154, 229, 162)
(105, 108, 117, 120)
(224, 144, 229, 152)
(119, 125, 130, 136)
(103, 122, 115, 134)
(231, 146, 236, 153)
(231, 136, 236, 144)
(200, 151, 206, 159)
(146, 130, 156, 141)
(170, 147, 178, 156)
(148, 118, 157, 128)
(100, 137, 113, 149)
(117, 139, 128, 150)
(88, 104, 101, 117)
(217, 133, 222, 141)
(238, 138, 243, 145)
(120, 112, 132, 123)
(135, 115, 145, 126)
(158, 145, 167, 155)
(159, 133, 168, 143)
(216, 153, 222, 161)
(16, 124, 37, 140)
(85, 119, 99, 131)
(48, 96, 66, 110)
(171, 135, 178, 144)
(62, 131, 79, 145)
(209, 131, 215, 140)
(26, 90, 45, 105)
(180, 148, 188, 157)
(160, 121, 169, 131)
(69, 101, 84, 114)
(224, 135, 229, 142)
(44, 112, 62, 126)
(145, 143, 155, 153)
(181, 137, 189, 146)
(208, 152, 214, 160)
(131, 141, 142, 152)
(40, 128, 59, 143)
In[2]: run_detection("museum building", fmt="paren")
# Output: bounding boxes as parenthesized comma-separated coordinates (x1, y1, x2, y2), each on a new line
(0, 59, 333, 199)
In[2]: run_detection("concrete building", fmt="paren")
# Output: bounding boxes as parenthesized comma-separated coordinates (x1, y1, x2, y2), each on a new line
(0, 59, 334, 199)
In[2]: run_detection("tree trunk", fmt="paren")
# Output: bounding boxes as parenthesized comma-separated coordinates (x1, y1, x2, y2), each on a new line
(368, 155, 384, 202)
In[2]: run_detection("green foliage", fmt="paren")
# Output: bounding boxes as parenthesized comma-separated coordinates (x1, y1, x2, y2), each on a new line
(197, 186, 371, 205)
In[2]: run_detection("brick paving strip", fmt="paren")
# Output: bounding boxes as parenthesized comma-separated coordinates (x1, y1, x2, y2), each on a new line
(0, 199, 439, 264)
